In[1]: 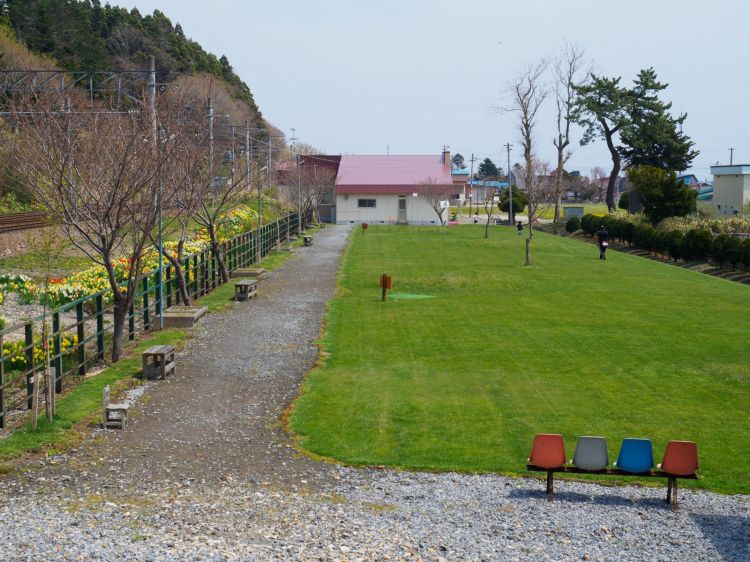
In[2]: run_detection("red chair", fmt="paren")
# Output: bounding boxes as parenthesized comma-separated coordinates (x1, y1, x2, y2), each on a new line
(658, 440, 699, 511)
(528, 434, 566, 500)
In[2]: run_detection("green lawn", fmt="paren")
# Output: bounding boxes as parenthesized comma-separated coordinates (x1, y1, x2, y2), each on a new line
(290, 225, 750, 493)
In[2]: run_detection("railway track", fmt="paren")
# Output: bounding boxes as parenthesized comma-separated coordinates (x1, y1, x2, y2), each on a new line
(0, 212, 49, 234)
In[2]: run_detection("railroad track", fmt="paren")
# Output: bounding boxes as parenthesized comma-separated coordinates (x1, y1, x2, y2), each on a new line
(0, 212, 49, 234)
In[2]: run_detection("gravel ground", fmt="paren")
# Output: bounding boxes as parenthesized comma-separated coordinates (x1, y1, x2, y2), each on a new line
(1, 225, 748, 561)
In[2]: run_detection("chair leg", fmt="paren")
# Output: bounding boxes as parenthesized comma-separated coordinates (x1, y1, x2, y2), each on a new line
(546, 471, 554, 501)
(666, 477, 672, 504)
(672, 478, 678, 512)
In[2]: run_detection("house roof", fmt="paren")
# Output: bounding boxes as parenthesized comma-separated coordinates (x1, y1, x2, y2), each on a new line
(336, 155, 452, 194)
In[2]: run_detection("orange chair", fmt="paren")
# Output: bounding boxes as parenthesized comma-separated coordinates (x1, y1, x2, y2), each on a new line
(528, 434, 566, 500)
(658, 440, 699, 511)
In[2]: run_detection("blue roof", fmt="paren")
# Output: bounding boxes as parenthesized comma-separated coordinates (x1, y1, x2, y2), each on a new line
(467, 180, 508, 188)
(452, 169, 470, 175)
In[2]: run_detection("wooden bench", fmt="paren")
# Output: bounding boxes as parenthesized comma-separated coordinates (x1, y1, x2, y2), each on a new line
(142, 344, 176, 380)
(102, 385, 129, 429)
(234, 278, 258, 301)
(303, 235, 313, 246)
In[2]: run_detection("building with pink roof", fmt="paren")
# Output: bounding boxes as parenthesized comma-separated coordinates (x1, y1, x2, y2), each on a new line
(335, 149, 457, 224)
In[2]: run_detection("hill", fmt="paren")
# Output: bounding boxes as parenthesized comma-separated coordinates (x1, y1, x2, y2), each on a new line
(1, 0, 269, 132)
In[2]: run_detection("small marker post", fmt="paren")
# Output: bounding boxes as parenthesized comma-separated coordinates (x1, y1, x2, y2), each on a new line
(380, 273, 392, 301)
(362, 223, 369, 235)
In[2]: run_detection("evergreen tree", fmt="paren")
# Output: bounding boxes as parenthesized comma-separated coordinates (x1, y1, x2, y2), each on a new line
(619, 68, 698, 171)
(627, 165, 697, 226)
(451, 153, 466, 170)
(476, 157, 501, 180)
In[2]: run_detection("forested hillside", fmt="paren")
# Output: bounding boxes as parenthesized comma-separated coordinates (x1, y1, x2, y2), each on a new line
(1, 0, 267, 131)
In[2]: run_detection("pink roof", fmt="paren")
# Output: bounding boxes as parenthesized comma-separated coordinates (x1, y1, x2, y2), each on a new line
(336, 155, 452, 194)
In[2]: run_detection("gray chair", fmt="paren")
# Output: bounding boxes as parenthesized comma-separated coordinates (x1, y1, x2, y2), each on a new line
(571, 436, 609, 471)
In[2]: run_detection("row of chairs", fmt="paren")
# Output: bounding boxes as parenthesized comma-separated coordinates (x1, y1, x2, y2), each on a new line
(527, 434, 699, 510)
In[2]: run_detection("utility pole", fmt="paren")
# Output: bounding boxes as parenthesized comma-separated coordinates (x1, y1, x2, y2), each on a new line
(505, 143, 513, 226)
(246, 122, 262, 265)
(730, 147, 734, 165)
(148, 55, 163, 330)
(296, 153, 303, 234)
(207, 97, 214, 185)
(469, 153, 477, 216)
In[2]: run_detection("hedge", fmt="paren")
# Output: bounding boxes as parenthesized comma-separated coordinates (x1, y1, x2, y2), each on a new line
(580, 214, 750, 270)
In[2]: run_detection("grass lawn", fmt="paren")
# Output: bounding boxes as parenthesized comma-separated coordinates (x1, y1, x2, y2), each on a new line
(291, 225, 750, 494)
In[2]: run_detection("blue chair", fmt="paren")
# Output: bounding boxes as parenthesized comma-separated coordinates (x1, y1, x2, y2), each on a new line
(614, 438, 654, 473)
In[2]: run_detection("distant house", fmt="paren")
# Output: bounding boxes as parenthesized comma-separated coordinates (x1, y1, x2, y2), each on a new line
(709, 165, 750, 216)
(677, 174, 700, 188)
(335, 149, 454, 224)
(451, 169, 469, 204)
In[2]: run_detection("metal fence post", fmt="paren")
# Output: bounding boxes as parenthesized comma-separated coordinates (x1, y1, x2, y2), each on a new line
(53, 312, 62, 392)
(142, 277, 150, 331)
(192, 254, 199, 296)
(25, 323, 34, 409)
(76, 302, 85, 375)
(166, 265, 173, 308)
(128, 301, 135, 341)
(95, 295, 105, 361)
(0, 333, 4, 429)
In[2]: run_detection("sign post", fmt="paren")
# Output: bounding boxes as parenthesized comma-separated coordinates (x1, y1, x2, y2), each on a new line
(380, 273, 392, 302)
(362, 223, 369, 235)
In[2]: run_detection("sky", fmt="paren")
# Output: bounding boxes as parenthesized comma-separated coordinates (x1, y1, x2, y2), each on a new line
(119, 0, 750, 180)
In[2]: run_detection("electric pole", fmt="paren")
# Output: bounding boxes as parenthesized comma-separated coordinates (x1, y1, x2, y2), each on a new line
(296, 153, 302, 234)
(505, 143, 513, 226)
(730, 147, 734, 165)
(148, 55, 164, 330)
(469, 153, 477, 216)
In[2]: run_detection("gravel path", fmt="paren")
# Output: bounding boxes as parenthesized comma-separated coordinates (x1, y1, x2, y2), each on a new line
(1, 225, 748, 561)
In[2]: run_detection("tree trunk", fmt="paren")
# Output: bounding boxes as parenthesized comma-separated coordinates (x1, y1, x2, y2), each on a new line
(163, 249, 190, 306)
(604, 131, 621, 213)
(525, 227, 533, 266)
(110, 297, 128, 363)
(554, 153, 564, 223)
(212, 240, 229, 282)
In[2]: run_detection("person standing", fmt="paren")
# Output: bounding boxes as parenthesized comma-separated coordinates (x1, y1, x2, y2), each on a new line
(517, 220, 524, 236)
(474, 213, 479, 224)
(596, 224, 609, 260)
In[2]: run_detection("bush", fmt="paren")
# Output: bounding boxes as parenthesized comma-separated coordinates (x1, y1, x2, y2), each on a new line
(565, 216, 581, 233)
(618, 191, 630, 211)
(581, 214, 599, 236)
(711, 234, 733, 267)
(633, 224, 656, 251)
(622, 222, 636, 245)
(740, 239, 750, 271)
(682, 229, 714, 261)
(664, 231, 683, 261)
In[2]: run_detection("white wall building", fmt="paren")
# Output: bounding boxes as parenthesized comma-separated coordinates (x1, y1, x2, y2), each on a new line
(335, 151, 454, 225)
(710, 165, 750, 216)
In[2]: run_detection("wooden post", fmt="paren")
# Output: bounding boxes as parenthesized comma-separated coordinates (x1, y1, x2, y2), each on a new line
(165, 265, 173, 308)
(30, 371, 40, 429)
(25, 323, 34, 409)
(128, 301, 135, 341)
(52, 312, 62, 393)
(0, 332, 4, 430)
(380, 274, 392, 302)
(45, 366, 55, 420)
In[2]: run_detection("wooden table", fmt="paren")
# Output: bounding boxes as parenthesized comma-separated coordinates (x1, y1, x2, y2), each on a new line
(234, 278, 258, 301)
(142, 344, 176, 380)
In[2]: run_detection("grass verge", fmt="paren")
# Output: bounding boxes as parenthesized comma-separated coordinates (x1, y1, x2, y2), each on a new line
(0, 329, 188, 464)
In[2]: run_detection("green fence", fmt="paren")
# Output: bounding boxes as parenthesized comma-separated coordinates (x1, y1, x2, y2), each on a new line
(0, 211, 307, 429)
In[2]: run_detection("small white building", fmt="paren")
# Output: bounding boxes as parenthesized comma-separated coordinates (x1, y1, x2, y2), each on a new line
(710, 165, 750, 216)
(335, 151, 454, 225)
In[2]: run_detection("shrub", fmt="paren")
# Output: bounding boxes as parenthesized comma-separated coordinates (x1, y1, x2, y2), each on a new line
(725, 237, 743, 270)
(565, 216, 581, 233)
(622, 222, 636, 245)
(618, 191, 630, 211)
(682, 229, 714, 261)
(711, 234, 733, 267)
(581, 214, 599, 236)
(0, 315, 6, 331)
(664, 231, 683, 261)
(633, 224, 656, 251)
(740, 239, 750, 271)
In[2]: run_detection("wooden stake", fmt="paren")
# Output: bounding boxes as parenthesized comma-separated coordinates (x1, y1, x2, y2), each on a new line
(31, 371, 40, 429)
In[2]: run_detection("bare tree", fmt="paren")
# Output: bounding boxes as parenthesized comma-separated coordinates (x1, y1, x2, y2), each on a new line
(552, 42, 587, 222)
(522, 160, 556, 265)
(420, 177, 454, 225)
(504, 59, 549, 265)
(483, 189, 497, 239)
(5, 92, 184, 361)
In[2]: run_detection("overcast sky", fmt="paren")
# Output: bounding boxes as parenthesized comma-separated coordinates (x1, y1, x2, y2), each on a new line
(120, 0, 749, 180)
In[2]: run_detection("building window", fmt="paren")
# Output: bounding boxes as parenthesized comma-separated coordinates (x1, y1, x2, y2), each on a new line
(358, 199, 376, 208)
